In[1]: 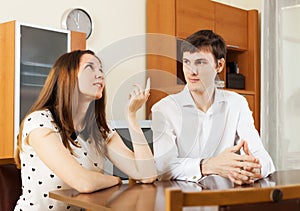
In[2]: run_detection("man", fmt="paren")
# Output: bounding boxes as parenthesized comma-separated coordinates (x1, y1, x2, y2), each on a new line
(152, 30, 275, 185)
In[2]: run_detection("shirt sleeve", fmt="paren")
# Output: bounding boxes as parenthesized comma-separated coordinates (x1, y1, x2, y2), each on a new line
(236, 97, 276, 177)
(22, 110, 57, 143)
(152, 104, 202, 182)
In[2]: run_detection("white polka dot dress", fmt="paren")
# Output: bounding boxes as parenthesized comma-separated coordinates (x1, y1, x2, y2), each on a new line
(14, 109, 106, 211)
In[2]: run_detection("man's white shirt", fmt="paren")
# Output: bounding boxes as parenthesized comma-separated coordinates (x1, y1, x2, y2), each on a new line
(151, 86, 275, 182)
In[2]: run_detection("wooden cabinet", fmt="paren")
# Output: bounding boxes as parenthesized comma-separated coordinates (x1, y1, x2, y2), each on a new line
(176, 0, 214, 38)
(215, 2, 248, 49)
(147, 0, 260, 131)
(243, 94, 255, 115)
(0, 20, 86, 159)
(176, 0, 248, 49)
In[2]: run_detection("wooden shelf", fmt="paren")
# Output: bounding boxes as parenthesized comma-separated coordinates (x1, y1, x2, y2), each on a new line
(227, 46, 248, 52)
(225, 89, 255, 95)
(0, 158, 15, 165)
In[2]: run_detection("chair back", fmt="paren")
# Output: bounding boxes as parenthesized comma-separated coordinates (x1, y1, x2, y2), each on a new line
(0, 162, 22, 211)
(165, 185, 300, 211)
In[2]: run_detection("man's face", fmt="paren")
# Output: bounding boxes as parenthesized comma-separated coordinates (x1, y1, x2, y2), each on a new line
(182, 50, 219, 94)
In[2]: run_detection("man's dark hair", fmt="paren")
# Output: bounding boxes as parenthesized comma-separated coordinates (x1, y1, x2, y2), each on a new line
(181, 29, 227, 63)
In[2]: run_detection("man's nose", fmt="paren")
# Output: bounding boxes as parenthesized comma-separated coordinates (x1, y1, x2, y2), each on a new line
(189, 65, 198, 74)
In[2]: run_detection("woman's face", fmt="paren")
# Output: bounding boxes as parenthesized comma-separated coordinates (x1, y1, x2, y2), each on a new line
(77, 53, 105, 100)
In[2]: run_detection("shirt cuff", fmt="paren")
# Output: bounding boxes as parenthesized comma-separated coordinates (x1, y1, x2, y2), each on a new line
(261, 161, 276, 178)
(183, 158, 202, 182)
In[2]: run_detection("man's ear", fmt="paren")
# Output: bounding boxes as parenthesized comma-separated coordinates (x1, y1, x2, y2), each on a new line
(216, 58, 225, 73)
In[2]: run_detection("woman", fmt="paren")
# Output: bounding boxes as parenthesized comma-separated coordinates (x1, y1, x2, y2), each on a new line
(14, 50, 157, 211)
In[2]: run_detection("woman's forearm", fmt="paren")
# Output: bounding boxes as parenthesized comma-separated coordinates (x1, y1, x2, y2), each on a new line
(127, 112, 157, 181)
(73, 169, 121, 193)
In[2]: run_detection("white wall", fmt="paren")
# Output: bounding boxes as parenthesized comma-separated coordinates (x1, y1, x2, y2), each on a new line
(0, 0, 261, 120)
(280, 5, 300, 168)
(0, 0, 147, 120)
(213, 0, 261, 10)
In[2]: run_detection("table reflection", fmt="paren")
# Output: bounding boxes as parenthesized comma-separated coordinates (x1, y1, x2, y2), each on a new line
(49, 169, 300, 211)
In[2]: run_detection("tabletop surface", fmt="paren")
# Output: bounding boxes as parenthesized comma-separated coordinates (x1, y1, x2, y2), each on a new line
(49, 169, 300, 211)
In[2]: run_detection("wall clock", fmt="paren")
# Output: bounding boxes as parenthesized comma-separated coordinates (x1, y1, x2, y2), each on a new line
(61, 8, 93, 39)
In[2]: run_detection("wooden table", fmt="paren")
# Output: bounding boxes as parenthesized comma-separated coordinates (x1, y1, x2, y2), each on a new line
(49, 170, 300, 211)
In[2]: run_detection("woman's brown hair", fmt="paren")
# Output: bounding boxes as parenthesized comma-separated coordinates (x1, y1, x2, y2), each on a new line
(15, 50, 109, 168)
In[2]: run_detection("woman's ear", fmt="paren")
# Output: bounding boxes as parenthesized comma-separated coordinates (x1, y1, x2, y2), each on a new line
(216, 58, 225, 73)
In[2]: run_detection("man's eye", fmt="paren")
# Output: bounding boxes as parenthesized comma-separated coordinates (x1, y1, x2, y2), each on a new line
(183, 59, 190, 64)
(196, 60, 208, 65)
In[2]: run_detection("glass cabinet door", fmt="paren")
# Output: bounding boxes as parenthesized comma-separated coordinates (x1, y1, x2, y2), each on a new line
(19, 25, 68, 122)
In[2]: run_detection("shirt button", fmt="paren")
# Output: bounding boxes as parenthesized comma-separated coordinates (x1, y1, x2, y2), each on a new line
(192, 176, 196, 179)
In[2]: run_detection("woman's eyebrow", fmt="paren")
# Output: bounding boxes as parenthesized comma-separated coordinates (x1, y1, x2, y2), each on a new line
(84, 61, 94, 66)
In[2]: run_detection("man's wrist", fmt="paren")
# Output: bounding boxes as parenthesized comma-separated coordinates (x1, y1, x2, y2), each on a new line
(200, 158, 205, 176)
(200, 158, 213, 176)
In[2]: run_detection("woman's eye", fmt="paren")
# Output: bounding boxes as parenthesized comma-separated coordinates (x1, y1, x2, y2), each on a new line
(86, 65, 94, 71)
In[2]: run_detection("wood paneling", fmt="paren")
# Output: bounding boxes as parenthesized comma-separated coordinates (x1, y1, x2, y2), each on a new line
(0, 21, 15, 158)
(0, 158, 15, 165)
(176, 0, 214, 38)
(147, 0, 175, 35)
(244, 94, 255, 114)
(248, 10, 260, 131)
(215, 2, 248, 49)
(71, 31, 86, 51)
(146, 0, 177, 116)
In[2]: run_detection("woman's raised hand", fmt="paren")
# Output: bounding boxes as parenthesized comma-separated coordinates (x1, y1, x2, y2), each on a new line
(128, 78, 150, 114)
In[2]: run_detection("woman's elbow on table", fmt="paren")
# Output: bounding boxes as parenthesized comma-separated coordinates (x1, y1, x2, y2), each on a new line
(129, 170, 157, 183)
(139, 176, 157, 183)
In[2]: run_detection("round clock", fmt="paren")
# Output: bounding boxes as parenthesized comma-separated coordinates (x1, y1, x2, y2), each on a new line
(61, 8, 93, 39)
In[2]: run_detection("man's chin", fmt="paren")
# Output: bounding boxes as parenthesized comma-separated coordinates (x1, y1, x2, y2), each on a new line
(188, 84, 205, 92)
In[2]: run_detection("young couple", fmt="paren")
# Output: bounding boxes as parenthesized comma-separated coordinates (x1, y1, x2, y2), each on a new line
(14, 30, 274, 210)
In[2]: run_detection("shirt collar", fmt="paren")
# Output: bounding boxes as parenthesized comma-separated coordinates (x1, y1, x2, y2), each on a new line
(177, 85, 227, 108)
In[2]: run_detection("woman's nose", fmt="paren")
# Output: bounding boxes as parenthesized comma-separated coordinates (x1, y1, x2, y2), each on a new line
(95, 74, 104, 80)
